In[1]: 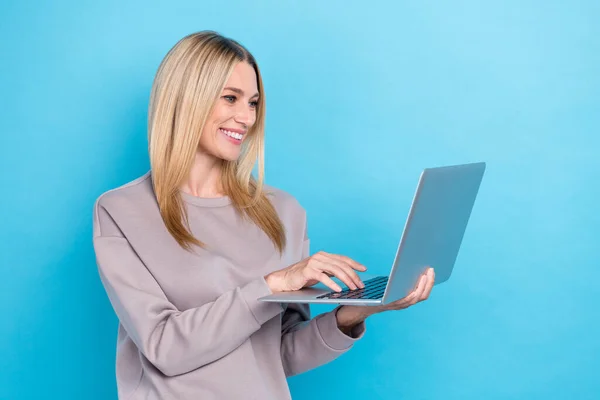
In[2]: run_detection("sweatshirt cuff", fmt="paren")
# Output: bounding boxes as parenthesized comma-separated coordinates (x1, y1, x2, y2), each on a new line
(315, 306, 366, 351)
(241, 276, 285, 325)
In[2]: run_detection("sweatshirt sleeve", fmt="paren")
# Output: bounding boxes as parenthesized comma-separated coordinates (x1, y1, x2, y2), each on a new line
(93, 205, 284, 377)
(279, 238, 367, 377)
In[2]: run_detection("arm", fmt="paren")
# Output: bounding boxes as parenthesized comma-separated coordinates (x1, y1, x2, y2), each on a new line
(280, 302, 366, 377)
(93, 207, 283, 377)
(278, 237, 367, 377)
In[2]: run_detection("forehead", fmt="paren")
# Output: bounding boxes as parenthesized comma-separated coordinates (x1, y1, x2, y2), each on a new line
(224, 62, 258, 94)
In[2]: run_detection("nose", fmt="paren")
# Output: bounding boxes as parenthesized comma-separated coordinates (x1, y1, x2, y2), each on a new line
(233, 103, 254, 127)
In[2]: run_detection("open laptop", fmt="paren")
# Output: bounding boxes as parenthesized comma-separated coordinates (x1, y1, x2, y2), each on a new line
(258, 161, 486, 306)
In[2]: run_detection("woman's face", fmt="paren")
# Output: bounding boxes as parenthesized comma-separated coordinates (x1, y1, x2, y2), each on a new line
(198, 61, 259, 162)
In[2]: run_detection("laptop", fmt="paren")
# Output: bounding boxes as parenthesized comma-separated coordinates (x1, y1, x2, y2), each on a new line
(258, 161, 486, 306)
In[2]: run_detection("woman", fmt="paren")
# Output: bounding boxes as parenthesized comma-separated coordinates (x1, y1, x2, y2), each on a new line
(93, 30, 435, 400)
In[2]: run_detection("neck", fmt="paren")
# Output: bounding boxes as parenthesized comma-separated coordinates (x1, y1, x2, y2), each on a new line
(180, 152, 226, 198)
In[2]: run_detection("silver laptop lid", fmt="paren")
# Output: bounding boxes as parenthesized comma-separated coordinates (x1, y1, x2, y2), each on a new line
(381, 162, 486, 305)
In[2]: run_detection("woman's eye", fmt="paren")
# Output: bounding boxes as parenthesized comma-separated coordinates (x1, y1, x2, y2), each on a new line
(224, 95, 257, 108)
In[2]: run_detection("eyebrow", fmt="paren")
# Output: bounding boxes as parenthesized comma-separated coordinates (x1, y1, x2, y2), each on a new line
(223, 87, 260, 99)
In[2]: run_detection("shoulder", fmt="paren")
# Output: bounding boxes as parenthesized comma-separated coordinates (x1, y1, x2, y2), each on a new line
(262, 183, 309, 252)
(93, 171, 157, 238)
(262, 183, 305, 213)
(261, 183, 308, 236)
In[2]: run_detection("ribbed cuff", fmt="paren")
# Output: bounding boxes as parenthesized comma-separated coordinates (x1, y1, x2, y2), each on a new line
(315, 306, 366, 351)
(241, 276, 285, 325)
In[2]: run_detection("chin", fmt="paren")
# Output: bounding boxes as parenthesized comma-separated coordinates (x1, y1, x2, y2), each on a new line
(217, 150, 242, 163)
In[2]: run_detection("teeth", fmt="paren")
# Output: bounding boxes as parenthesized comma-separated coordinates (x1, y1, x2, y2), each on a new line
(220, 128, 243, 140)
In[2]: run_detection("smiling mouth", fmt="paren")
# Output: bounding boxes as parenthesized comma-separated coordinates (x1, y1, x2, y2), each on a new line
(219, 128, 244, 142)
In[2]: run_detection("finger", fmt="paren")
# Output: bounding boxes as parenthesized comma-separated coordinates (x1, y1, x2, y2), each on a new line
(391, 278, 424, 307)
(330, 259, 365, 289)
(314, 256, 364, 289)
(400, 274, 426, 307)
(391, 275, 425, 303)
(411, 270, 426, 290)
(413, 272, 429, 301)
(383, 272, 432, 310)
(317, 262, 360, 290)
(388, 272, 433, 310)
(321, 252, 368, 272)
(420, 268, 435, 300)
(313, 271, 343, 292)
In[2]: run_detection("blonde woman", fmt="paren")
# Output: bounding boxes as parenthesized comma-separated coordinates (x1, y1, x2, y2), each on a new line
(92, 30, 435, 399)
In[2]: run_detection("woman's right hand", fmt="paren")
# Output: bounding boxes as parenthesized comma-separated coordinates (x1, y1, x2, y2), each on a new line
(264, 251, 367, 293)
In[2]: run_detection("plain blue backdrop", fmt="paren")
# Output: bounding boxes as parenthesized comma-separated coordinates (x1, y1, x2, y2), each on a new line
(1, 1, 598, 399)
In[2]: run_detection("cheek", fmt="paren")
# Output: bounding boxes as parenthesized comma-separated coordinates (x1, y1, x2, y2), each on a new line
(200, 117, 222, 142)
(211, 103, 233, 123)
(197, 133, 209, 151)
(198, 125, 218, 149)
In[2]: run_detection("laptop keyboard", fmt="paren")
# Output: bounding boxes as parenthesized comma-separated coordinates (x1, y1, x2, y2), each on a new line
(316, 276, 389, 300)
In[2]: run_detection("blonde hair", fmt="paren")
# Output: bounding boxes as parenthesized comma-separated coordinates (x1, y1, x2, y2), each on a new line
(148, 30, 286, 254)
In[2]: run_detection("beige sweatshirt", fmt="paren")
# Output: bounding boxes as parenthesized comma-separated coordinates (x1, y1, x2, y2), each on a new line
(92, 171, 366, 399)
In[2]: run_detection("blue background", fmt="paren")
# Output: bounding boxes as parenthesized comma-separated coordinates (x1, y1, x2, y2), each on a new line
(1, 1, 598, 399)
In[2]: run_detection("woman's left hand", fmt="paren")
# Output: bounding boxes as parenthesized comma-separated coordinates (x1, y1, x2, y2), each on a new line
(335, 267, 435, 334)
(372, 266, 435, 313)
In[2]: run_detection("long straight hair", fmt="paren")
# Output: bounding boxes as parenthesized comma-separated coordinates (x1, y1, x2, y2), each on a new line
(148, 31, 286, 254)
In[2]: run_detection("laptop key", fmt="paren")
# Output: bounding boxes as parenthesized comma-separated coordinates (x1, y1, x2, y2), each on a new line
(316, 276, 389, 299)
